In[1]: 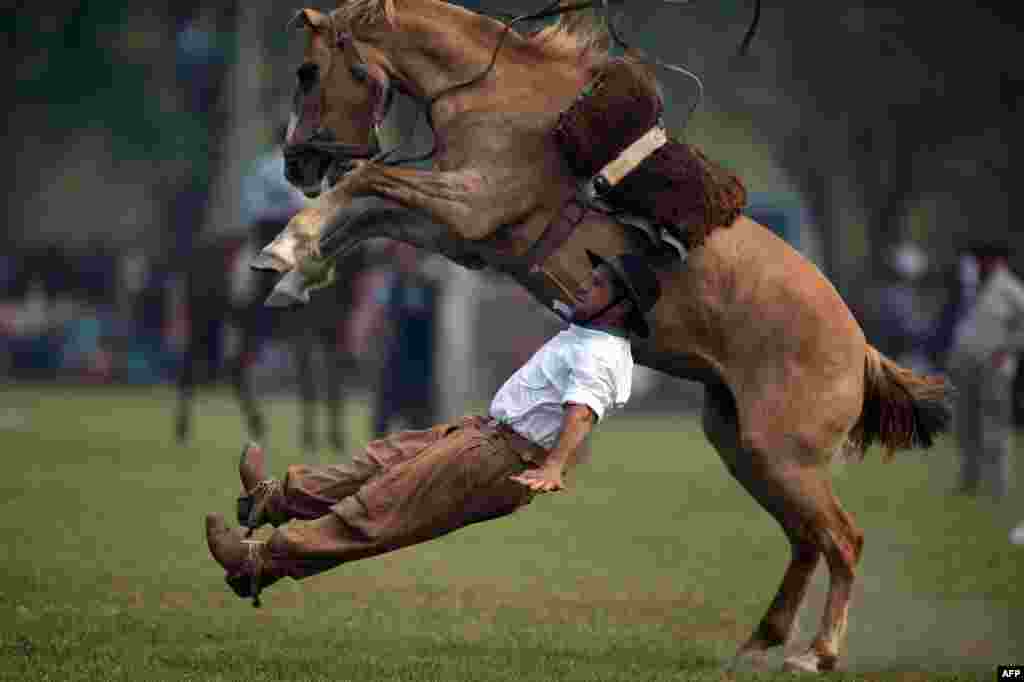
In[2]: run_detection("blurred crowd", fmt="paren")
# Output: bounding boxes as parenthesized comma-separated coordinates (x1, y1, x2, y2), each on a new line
(857, 239, 1024, 522)
(857, 240, 1024, 426)
(0, 135, 447, 456)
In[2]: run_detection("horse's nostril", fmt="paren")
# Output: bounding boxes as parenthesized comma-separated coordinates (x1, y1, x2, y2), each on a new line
(297, 62, 319, 89)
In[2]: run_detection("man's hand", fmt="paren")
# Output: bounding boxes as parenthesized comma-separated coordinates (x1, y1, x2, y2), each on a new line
(510, 466, 564, 493)
(510, 403, 593, 493)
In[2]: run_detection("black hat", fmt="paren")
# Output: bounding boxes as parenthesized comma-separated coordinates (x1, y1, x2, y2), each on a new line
(586, 250, 662, 338)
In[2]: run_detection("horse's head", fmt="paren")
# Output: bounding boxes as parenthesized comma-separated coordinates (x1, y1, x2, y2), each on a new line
(284, 8, 393, 197)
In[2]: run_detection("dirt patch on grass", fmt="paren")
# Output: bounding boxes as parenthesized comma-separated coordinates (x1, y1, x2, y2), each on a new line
(795, 561, 1019, 671)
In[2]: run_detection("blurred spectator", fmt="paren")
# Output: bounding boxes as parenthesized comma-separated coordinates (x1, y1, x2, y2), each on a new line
(170, 5, 233, 274)
(925, 251, 982, 371)
(864, 242, 934, 373)
(1015, 355, 1024, 427)
(240, 127, 307, 244)
(169, 5, 233, 419)
(74, 239, 117, 309)
(0, 238, 16, 374)
(372, 242, 443, 437)
(948, 241, 1023, 499)
(119, 251, 175, 384)
(4, 274, 58, 379)
(0, 247, 17, 300)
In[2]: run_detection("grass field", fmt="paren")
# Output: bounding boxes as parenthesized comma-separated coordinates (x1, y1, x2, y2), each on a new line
(0, 383, 1020, 681)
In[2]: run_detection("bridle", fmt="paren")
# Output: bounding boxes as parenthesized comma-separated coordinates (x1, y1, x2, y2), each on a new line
(286, 0, 762, 182)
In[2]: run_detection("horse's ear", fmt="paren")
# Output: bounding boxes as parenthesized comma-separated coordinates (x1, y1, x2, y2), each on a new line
(291, 8, 332, 33)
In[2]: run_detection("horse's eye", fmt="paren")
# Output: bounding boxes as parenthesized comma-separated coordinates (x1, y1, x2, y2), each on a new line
(350, 64, 369, 83)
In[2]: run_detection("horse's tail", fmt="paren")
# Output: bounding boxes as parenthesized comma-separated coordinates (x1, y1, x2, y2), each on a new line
(849, 344, 952, 460)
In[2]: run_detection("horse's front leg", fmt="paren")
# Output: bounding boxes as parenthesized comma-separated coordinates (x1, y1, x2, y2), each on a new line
(253, 203, 334, 274)
(255, 162, 488, 274)
(343, 162, 504, 241)
(261, 194, 478, 307)
(253, 173, 404, 274)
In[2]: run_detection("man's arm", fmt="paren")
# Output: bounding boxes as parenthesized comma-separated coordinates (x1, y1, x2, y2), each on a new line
(510, 403, 596, 493)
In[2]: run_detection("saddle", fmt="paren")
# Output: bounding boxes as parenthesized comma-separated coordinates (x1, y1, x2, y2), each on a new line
(530, 58, 747, 271)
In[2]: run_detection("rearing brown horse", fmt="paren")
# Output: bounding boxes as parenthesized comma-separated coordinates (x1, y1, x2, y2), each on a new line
(259, 1, 950, 672)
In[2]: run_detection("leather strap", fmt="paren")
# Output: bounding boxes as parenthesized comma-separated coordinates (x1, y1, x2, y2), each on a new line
(597, 126, 668, 187)
(524, 198, 590, 273)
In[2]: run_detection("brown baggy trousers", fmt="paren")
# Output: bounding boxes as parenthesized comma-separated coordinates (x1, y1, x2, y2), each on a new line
(261, 416, 546, 580)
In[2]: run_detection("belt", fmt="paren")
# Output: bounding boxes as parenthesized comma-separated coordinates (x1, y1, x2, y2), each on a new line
(478, 417, 548, 464)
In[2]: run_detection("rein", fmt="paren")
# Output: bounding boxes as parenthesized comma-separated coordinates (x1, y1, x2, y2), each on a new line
(371, 0, 593, 167)
(297, 0, 762, 175)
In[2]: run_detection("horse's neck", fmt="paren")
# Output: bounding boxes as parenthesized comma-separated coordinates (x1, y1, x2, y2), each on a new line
(368, 1, 592, 125)
(364, 0, 497, 98)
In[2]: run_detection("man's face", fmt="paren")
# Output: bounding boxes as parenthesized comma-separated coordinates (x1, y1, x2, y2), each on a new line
(573, 264, 624, 323)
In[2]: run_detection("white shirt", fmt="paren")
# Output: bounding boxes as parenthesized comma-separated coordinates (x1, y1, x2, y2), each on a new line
(489, 324, 633, 449)
(241, 149, 307, 226)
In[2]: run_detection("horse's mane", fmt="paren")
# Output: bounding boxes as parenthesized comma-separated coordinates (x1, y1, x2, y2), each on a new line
(335, 0, 397, 31)
(528, 5, 610, 62)
(336, 0, 609, 63)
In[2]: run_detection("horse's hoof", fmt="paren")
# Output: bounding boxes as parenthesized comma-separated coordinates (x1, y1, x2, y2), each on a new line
(258, 233, 301, 273)
(264, 271, 311, 308)
(782, 651, 830, 673)
(251, 251, 290, 273)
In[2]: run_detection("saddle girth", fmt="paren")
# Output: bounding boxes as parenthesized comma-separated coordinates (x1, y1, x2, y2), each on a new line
(524, 197, 591, 274)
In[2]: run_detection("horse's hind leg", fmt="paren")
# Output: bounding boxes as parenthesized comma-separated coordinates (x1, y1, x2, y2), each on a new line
(702, 385, 816, 668)
(781, 489, 862, 673)
(230, 330, 266, 442)
(701, 384, 863, 673)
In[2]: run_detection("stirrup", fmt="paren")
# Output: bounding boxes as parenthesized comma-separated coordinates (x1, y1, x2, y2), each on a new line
(236, 480, 283, 537)
(224, 539, 267, 608)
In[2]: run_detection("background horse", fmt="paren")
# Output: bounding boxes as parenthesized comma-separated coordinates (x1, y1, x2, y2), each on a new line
(176, 229, 369, 454)
(262, 2, 950, 672)
(285, 244, 372, 452)
(176, 232, 268, 445)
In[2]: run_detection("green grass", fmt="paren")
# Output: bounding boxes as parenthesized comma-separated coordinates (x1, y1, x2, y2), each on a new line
(0, 384, 1020, 681)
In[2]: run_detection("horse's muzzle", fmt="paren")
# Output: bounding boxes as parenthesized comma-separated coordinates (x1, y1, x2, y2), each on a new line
(284, 143, 333, 197)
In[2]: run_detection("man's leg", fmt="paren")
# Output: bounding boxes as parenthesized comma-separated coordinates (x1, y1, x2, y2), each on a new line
(979, 361, 1014, 500)
(953, 361, 982, 494)
(210, 422, 536, 604)
(237, 424, 460, 529)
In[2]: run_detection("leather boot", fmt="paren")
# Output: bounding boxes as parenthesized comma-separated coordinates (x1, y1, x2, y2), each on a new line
(236, 443, 284, 534)
(206, 513, 281, 607)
